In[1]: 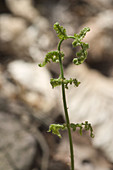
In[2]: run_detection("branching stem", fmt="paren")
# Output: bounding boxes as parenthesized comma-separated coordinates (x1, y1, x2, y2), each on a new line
(39, 23, 93, 170)
(58, 39, 74, 170)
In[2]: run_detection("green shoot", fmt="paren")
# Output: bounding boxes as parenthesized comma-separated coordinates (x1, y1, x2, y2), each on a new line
(39, 22, 94, 170)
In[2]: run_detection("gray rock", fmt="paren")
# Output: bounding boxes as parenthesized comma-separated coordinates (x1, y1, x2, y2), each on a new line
(0, 151, 13, 170)
(7, 60, 58, 115)
(0, 13, 55, 63)
(0, 14, 27, 43)
(65, 64, 113, 162)
(6, 0, 39, 21)
(0, 14, 30, 62)
(0, 111, 36, 170)
(82, 10, 113, 64)
(54, 132, 112, 170)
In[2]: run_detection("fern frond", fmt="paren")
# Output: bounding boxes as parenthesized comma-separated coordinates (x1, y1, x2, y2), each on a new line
(48, 124, 67, 138)
(72, 28, 90, 65)
(50, 77, 80, 89)
(54, 22, 68, 39)
(38, 50, 64, 67)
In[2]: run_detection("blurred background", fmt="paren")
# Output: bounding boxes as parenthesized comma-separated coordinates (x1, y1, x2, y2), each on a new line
(0, 0, 113, 170)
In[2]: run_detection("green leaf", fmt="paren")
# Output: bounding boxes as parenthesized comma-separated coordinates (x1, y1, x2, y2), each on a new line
(72, 42, 89, 65)
(38, 50, 64, 67)
(70, 123, 76, 131)
(72, 39, 81, 47)
(50, 77, 62, 88)
(84, 121, 89, 130)
(73, 53, 87, 65)
(79, 27, 90, 40)
(48, 124, 67, 138)
(72, 78, 81, 87)
(48, 122, 94, 138)
(70, 121, 94, 138)
(54, 22, 68, 39)
(50, 77, 80, 89)
(72, 27, 90, 65)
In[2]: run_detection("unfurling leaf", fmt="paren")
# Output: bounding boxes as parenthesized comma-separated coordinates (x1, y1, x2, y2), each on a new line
(48, 122, 94, 138)
(70, 121, 94, 138)
(50, 77, 80, 89)
(79, 27, 90, 40)
(72, 28, 90, 65)
(48, 124, 67, 138)
(54, 22, 68, 39)
(39, 50, 64, 67)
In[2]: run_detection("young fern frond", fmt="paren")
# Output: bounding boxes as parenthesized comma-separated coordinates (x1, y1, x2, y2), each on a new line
(48, 121, 94, 138)
(48, 124, 67, 138)
(72, 27, 90, 65)
(77, 27, 90, 40)
(39, 22, 93, 170)
(70, 121, 94, 138)
(50, 77, 80, 89)
(39, 24, 90, 67)
(73, 27, 90, 45)
(54, 22, 68, 40)
(38, 50, 64, 67)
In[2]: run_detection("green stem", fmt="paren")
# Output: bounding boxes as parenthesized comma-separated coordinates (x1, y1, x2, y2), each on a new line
(58, 39, 74, 170)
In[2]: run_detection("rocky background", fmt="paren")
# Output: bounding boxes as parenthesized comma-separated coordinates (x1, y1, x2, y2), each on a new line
(0, 0, 113, 170)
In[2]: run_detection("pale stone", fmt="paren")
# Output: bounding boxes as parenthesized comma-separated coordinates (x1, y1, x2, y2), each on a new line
(7, 60, 57, 113)
(65, 64, 113, 161)
(6, 0, 39, 21)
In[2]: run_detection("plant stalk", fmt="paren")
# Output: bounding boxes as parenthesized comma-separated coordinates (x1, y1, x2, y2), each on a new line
(58, 39, 74, 170)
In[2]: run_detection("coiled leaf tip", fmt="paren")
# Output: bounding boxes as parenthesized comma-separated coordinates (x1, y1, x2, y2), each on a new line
(54, 22, 68, 40)
(38, 50, 64, 67)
